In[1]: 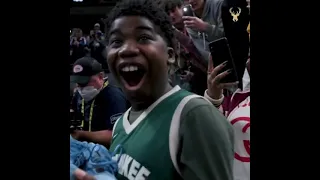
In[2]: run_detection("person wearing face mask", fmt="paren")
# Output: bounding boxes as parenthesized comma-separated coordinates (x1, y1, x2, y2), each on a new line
(70, 57, 129, 147)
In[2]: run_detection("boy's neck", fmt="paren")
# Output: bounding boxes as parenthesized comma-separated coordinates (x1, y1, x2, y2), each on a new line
(131, 83, 173, 111)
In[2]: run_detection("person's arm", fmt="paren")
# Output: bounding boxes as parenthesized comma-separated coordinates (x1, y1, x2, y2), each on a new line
(78, 87, 128, 146)
(204, 0, 224, 41)
(179, 98, 234, 180)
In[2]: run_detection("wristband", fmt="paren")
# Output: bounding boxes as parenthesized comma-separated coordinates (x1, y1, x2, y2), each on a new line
(204, 89, 224, 106)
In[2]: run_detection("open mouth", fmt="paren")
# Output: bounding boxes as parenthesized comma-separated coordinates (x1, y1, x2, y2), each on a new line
(118, 63, 147, 90)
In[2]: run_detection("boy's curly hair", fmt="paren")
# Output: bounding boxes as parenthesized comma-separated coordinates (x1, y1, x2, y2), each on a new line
(104, 0, 176, 51)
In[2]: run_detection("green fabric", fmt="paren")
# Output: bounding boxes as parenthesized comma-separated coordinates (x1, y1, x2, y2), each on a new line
(110, 88, 191, 180)
(179, 98, 234, 180)
(110, 87, 234, 180)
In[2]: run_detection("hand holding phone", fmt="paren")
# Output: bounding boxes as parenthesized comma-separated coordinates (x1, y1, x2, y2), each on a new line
(207, 57, 239, 99)
(182, 4, 195, 17)
(208, 37, 238, 83)
(207, 38, 239, 99)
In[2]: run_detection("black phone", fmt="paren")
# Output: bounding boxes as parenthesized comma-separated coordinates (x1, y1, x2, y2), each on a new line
(182, 4, 195, 17)
(208, 37, 238, 83)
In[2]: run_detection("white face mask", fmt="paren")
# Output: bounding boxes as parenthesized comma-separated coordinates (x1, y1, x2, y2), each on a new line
(78, 86, 100, 102)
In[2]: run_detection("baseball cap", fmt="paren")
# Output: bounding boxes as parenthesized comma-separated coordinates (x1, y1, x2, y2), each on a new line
(94, 23, 100, 27)
(70, 57, 103, 85)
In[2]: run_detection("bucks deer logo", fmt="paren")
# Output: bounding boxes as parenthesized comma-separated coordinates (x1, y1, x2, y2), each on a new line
(229, 7, 241, 22)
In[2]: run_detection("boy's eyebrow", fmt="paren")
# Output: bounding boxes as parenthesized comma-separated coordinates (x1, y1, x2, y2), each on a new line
(109, 25, 155, 36)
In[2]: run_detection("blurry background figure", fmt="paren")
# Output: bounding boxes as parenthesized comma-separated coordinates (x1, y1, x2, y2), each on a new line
(94, 23, 100, 33)
(205, 57, 250, 180)
(205, 0, 251, 179)
(183, 0, 225, 64)
(89, 30, 108, 73)
(93, 23, 104, 40)
(70, 57, 128, 147)
(70, 28, 89, 65)
(162, 0, 212, 95)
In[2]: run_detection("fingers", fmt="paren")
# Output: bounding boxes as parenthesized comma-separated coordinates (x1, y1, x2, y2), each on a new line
(183, 20, 193, 27)
(215, 69, 231, 82)
(81, 175, 96, 180)
(74, 169, 87, 180)
(208, 61, 227, 81)
(208, 67, 238, 89)
(215, 69, 239, 87)
(74, 169, 96, 180)
(182, 16, 195, 20)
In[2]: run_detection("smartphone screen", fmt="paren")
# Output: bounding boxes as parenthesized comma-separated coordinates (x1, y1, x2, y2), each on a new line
(182, 5, 195, 17)
(209, 37, 238, 83)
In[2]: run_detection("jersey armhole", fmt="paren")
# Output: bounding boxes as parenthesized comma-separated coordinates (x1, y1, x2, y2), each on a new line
(169, 94, 210, 176)
(112, 115, 122, 137)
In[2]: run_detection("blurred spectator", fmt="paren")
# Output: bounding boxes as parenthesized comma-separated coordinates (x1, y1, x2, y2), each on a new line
(94, 23, 101, 33)
(205, 57, 250, 180)
(204, 1, 251, 177)
(163, 0, 208, 95)
(70, 28, 89, 65)
(183, 0, 225, 63)
(70, 57, 128, 147)
(93, 23, 104, 40)
(89, 30, 108, 72)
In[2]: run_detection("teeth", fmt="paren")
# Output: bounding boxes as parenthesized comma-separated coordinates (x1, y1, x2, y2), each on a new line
(121, 65, 138, 72)
(123, 67, 130, 72)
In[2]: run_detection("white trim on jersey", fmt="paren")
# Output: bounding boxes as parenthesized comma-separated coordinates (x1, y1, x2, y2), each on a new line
(169, 94, 208, 176)
(122, 86, 181, 134)
(112, 115, 122, 137)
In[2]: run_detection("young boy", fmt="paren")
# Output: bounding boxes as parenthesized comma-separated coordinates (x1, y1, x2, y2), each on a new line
(105, 0, 234, 179)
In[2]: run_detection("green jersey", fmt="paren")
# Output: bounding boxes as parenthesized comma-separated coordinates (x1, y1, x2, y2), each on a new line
(110, 86, 191, 180)
(110, 86, 234, 180)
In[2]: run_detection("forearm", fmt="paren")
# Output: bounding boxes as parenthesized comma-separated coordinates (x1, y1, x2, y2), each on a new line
(80, 130, 112, 147)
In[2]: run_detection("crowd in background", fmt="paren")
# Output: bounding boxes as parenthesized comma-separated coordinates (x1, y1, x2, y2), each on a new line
(70, 0, 250, 179)
(70, 23, 108, 74)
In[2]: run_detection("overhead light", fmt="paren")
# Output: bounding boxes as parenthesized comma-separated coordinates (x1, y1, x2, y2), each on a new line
(73, 0, 83, 2)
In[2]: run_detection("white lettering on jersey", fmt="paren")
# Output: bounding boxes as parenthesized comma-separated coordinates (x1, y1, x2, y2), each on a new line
(113, 154, 151, 180)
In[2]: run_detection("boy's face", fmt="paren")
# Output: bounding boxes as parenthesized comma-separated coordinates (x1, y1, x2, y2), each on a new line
(106, 16, 173, 103)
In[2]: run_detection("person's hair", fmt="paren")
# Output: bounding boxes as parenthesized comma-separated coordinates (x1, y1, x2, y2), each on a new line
(161, 0, 183, 14)
(104, 0, 176, 51)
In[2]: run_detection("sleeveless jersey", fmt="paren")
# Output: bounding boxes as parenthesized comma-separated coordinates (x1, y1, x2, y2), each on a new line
(109, 86, 192, 180)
